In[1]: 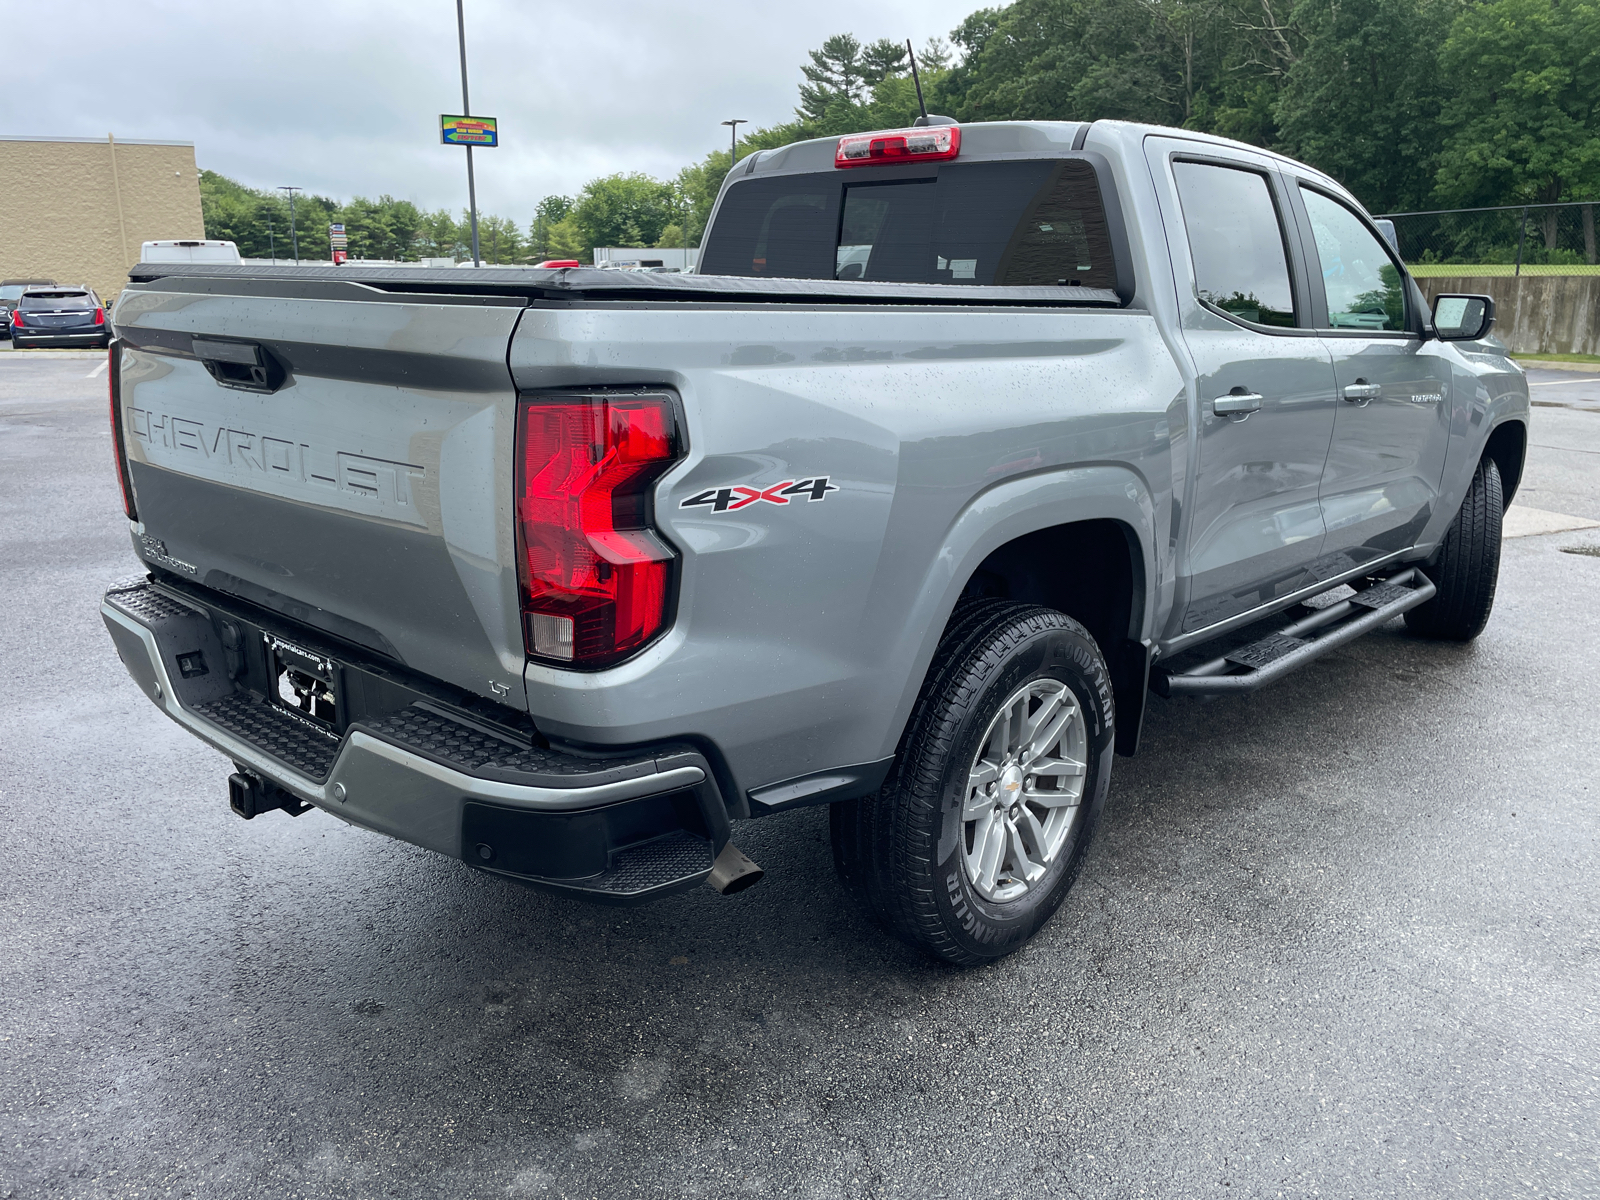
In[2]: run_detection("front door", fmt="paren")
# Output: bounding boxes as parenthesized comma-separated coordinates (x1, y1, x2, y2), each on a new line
(1293, 185, 1454, 576)
(1148, 147, 1340, 636)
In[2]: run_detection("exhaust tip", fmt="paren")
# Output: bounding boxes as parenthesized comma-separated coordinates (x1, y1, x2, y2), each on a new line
(707, 841, 764, 895)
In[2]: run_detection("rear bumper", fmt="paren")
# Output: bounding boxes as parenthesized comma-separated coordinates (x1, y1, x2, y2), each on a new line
(101, 578, 730, 902)
(12, 330, 106, 346)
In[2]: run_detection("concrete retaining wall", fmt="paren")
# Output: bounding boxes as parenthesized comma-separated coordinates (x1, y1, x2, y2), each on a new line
(1417, 275, 1600, 356)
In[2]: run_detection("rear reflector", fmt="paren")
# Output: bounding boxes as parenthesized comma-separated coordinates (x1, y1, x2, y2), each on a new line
(836, 124, 961, 168)
(516, 393, 682, 668)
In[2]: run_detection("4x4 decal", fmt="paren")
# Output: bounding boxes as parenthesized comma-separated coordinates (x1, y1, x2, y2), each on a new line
(680, 477, 838, 513)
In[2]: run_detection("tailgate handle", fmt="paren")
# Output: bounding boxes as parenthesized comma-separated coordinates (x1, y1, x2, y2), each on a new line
(191, 338, 284, 393)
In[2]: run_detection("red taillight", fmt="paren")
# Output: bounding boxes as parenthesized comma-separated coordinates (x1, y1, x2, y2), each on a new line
(108, 341, 137, 520)
(516, 393, 681, 667)
(94, 307, 105, 325)
(10, 311, 22, 327)
(835, 124, 961, 168)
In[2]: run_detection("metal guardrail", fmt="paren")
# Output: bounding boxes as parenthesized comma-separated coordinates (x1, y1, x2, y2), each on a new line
(1376, 201, 1600, 277)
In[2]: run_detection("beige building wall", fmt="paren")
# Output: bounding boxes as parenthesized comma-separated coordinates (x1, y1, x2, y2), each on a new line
(0, 135, 204, 306)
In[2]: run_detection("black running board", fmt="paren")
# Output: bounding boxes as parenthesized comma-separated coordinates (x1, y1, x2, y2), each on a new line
(1152, 569, 1436, 697)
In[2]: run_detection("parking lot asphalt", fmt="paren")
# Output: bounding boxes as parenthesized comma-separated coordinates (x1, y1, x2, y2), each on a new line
(2, 355, 1597, 1200)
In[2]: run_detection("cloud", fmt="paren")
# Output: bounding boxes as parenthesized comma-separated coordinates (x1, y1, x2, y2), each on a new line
(3, 0, 975, 221)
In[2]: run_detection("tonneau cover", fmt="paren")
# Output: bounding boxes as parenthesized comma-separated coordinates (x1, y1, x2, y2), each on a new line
(124, 262, 1123, 309)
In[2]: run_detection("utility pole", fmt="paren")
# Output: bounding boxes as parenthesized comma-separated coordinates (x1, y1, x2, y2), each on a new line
(456, 0, 481, 266)
(278, 186, 302, 263)
(721, 119, 747, 169)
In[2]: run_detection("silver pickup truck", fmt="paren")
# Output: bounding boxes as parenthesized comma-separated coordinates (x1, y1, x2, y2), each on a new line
(101, 119, 1527, 965)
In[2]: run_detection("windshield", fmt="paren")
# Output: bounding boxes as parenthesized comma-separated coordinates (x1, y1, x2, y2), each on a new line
(20, 291, 93, 309)
(700, 158, 1117, 290)
(0, 285, 26, 301)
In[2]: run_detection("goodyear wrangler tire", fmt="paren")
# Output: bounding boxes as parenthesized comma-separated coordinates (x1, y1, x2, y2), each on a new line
(1405, 456, 1503, 642)
(831, 602, 1115, 966)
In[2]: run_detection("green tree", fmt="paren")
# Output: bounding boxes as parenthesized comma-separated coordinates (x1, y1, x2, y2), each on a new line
(417, 208, 464, 259)
(917, 36, 953, 71)
(544, 215, 589, 262)
(800, 33, 869, 118)
(1274, 0, 1456, 212)
(1435, 0, 1600, 247)
(573, 173, 677, 249)
(479, 214, 525, 263)
(528, 195, 574, 260)
(931, 0, 1296, 140)
(859, 37, 909, 85)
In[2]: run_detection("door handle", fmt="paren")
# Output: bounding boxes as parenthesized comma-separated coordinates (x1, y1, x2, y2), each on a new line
(1212, 391, 1263, 415)
(1343, 381, 1382, 403)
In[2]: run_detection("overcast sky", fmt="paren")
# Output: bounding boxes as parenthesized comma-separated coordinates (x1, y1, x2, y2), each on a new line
(1, 0, 981, 223)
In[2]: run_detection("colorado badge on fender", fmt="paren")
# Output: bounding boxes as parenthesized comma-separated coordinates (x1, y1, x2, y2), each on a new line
(679, 477, 838, 514)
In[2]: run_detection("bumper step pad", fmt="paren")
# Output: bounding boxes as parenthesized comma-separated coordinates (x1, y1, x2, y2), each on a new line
(361, 704, 666, 788)
(198, 692, 340, 780)
(103, 579, 734, 904)
(1153, 568, 1437, 697)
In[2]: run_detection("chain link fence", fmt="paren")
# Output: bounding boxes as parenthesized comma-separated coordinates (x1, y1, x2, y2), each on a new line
(1378, 201, 1600, 277)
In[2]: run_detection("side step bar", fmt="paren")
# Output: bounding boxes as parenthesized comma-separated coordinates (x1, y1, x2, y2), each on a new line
(1152, 568, 1436, 697)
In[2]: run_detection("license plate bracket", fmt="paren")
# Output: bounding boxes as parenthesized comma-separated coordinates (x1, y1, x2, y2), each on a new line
(265, 635, 340, 730)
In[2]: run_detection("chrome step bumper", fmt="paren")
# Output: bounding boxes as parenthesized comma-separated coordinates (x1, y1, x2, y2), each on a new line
(101, 579, 731, 902)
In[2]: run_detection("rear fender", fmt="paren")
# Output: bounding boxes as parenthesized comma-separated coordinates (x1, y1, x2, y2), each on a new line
(880, 465, 1158, 762)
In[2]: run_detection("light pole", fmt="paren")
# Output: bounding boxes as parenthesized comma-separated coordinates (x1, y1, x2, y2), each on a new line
(455, 0, 482, 266)
(721, 118, 747, 169)
(277, 186, 302, 263)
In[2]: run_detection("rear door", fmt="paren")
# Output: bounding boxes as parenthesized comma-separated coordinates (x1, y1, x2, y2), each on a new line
(1288, 183, 1454, 572)
(1145, 139, 1339, 636)
(113, 278, 530, 705)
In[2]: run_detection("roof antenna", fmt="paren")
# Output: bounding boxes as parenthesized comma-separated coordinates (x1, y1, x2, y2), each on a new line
(907, 39, 930, 124)
(907, 40, 956, 127)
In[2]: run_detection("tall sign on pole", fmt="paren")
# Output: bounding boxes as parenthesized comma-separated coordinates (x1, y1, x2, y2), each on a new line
(454, 0, 481, 267)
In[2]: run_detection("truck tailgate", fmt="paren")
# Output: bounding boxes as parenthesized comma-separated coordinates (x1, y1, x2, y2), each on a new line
(112, 280, 529, 707)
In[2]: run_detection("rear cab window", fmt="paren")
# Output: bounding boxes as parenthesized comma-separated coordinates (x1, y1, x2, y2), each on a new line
(700, 158, 1118, 291)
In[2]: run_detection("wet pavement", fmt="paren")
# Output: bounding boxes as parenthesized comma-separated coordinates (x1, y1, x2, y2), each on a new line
(2, 355, 1597, 1199)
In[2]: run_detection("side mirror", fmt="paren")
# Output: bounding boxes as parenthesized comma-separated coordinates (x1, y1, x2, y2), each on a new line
(1432, 293, 1495, 341)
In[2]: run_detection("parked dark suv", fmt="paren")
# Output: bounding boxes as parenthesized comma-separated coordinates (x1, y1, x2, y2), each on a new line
(9, 287, 109, 349)
(0, 279, 57, 340)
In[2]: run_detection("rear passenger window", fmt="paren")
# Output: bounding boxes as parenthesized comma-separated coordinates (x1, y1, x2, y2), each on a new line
(700, 159, 1118, 290)
(1171, 161, 1299, 328)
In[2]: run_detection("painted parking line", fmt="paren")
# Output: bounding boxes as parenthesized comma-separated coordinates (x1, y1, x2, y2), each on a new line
(86, 359, 108, 379)
(1529, 378, 1600, 386)
(1504, 506, 1600, 538)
